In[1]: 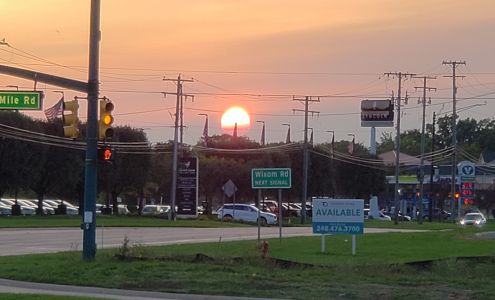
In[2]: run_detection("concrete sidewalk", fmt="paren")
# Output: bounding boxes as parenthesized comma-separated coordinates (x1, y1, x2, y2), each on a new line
(0, 278, 284, 300)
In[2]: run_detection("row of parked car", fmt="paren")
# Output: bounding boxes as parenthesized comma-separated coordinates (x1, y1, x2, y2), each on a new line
(0, 199, 79, 216)
(215, 201, 316, 225)
(257, 200, 313, 217)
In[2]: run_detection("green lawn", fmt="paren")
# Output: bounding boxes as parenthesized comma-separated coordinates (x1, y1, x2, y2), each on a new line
(0, 226, 494, 299)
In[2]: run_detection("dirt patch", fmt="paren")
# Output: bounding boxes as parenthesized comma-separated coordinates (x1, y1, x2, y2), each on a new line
(404, 256, 495, 270)
(475, 231, 495, 239)
(114, 253, 314, 268)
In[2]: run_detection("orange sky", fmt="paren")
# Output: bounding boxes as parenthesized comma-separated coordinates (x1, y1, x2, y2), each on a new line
(1, 0, 495, 146)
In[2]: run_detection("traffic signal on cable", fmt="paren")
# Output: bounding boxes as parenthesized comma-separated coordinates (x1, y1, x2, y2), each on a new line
(99, 100, 114, 140)
(98, 145, 114, 162)
(63, 99, 80, 138)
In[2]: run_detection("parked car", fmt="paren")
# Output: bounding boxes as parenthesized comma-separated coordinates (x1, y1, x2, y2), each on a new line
(260, 200, 278, 213)
(0, 199, 36, 216)
(422, 208, 451, 220)
(18, 199, 55, 215)
(364, 209, 392, 221)
(118, 204, 130, 215)
(280, 203, 301, 217)
(0, 204, 12, 216)
(459, 213, 486, 226)
(142, 205, 170, 216)
(217, 204, 277, 225)
(44, 199, 79, 215)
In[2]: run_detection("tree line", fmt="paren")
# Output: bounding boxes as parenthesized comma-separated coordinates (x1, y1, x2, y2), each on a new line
(0, 111, 493, 215)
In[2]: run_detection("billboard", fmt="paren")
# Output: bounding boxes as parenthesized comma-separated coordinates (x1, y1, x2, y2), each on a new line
(312, 199, 364, 235)
(361, 99, 394, 127)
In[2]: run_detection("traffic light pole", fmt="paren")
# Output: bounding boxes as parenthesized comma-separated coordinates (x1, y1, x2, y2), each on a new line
(0, 0, 100, 261)
(82, 0, 101, 260)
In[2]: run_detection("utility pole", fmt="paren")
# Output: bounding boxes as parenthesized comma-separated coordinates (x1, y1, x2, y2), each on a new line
(293, 96, 320, 223)
(384, 72, 415, 224)
(81, 0, 101, 261)
(429, 112, 436, 222)
(0, 8, 97, 260)
(413, 75, 436, 224)
(163, 75, 193, 220)
(443, 60, 466, 220)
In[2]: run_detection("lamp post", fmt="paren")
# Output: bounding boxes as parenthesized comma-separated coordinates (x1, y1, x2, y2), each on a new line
(308, 127, 314, 145)
(326, 130, 335, 154)
(347, 134, 355, 155)
(282, 123, 291, 143)
(198, 113, 208, 146)
(256, 120, 265, 146)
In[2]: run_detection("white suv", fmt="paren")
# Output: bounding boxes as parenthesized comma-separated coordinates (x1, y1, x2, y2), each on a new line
(217, 204, 277, 225)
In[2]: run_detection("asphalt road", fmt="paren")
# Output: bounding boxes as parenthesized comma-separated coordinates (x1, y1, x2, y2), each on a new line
(0, 226, 425, 256)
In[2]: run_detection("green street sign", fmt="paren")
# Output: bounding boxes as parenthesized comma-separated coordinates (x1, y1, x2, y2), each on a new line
(251, 168, 291, 189)
(0, 91, 43, 110)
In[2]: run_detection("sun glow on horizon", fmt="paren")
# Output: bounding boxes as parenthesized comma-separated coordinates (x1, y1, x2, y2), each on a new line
(221, 106, 251, 129)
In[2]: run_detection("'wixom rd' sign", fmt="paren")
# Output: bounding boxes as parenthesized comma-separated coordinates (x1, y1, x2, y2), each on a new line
(251, 168, 291, 189)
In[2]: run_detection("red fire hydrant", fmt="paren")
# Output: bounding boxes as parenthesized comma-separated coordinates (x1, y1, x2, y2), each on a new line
(261, 240, 269, 259)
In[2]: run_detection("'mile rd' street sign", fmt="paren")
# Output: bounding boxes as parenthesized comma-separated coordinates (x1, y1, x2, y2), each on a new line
(251, 168, 291, 189)
(0, 91, 43, 110)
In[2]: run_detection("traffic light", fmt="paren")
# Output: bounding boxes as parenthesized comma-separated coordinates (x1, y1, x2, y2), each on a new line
(455, 192, 460, 200)
(63, 99, 80, 138)
(98, 145, 114, 162)
(99, 100, 114, 140)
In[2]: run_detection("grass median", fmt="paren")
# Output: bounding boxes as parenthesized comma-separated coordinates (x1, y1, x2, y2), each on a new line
(0, 224, 494, 299)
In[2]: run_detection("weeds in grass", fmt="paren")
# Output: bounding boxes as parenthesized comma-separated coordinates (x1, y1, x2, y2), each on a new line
(115, 235, 154, 259)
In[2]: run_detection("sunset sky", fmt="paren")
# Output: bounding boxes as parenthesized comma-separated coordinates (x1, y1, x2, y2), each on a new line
(1, 0, 494, 147)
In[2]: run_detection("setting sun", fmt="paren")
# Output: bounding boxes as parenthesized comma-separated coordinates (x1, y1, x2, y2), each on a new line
(221, 106, 251, 129)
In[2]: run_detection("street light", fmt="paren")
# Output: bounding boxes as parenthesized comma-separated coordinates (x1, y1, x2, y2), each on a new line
(347, 134, 355, 155)
(308, 127, 314, 145)
(256, 120, 265, 146)
(198, 113, 208, 146)
(326, 130, 335, 156)
(282, 123, 291, 143)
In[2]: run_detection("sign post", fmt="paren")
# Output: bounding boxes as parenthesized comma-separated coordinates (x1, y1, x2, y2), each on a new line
(176, 156, 199, 218)
(312, 198, 364, 254)
(251, 168, 291, 241)
(0, 91, 43, 110)
(251, 168, 291, 189)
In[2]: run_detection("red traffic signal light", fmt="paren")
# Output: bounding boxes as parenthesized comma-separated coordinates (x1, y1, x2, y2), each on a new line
(103, 148, 113, 161)
(98, 146, 114, 162)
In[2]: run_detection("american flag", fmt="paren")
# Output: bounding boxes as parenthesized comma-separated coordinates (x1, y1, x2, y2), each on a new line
(44, 97, 64, 121)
